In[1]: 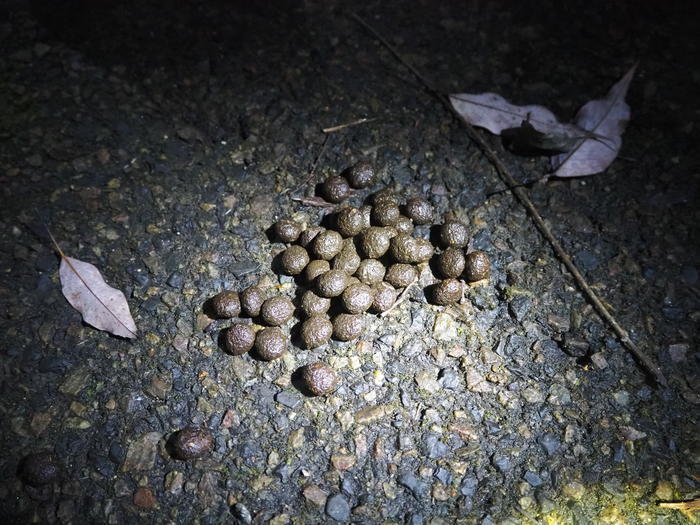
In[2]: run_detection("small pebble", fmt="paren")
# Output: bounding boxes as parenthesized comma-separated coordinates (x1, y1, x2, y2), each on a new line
(325, 492, 351, 521)
(233, 503, 253, 524)
(133, 487, 157, 509)
(169, 427, 214, 460)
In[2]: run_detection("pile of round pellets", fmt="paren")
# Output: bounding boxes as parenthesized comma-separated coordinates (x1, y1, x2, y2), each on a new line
(207, 160, 491, 397)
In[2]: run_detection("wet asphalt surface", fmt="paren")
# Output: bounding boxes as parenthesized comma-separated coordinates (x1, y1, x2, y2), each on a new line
(1, 1, 699, 523)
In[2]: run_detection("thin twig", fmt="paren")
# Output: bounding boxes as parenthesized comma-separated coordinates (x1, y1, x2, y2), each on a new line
(352, 13, 667, 386)
(380, 278, 418, 317)
(323, 117, 377, 133)
(282, 133, 332, 195)
(658, 498, 700, 520)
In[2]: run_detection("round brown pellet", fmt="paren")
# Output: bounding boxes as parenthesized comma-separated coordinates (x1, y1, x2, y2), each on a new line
(404, 197, 433, 225)
(390, 234, 434, 264)
(464, 250, 491, 282)
(316, 270, 349, 298)
(223, 324, 255, 355)
(332, 313, 365, 341)
(300, 290, 332, 317)
(336, 207, 366, 237)
(210, 290, 241, 318)
(394, 216, 414, 235)
(436, 247, 466, 278)
(341, 283, 375, 314)
(240, 286, 265, 317)
(254, 327, 287, 360)
(280, 245, 310, 275)
(311, 230, 343, 260)
(439, 221, 469, 248)
(273, 219, 302, 243)
(355, 259, 386, 285)
(260, 296, 294, 326)
(360, 227, 392, 259)
(431, 278, 463, 305)
(322, 175, 350, 203)
(301, 362, 338, 395)
(371, 282, 398, 313)
(332, 245, 361, 274)
(343, 161, 376, 189)
(304, 259, 331, 282)
(300, 316, 333, 348)
(371, 188, 399, 206)
(385, 263, 418, 288)
(371, 202, 401, 226)
(298, 226, 325, 248)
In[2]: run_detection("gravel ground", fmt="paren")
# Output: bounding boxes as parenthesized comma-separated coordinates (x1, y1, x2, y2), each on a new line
(1, 1, 699, 524)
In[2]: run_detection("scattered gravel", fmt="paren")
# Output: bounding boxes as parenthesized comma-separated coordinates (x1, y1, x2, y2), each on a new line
(0, 2, 697, 524)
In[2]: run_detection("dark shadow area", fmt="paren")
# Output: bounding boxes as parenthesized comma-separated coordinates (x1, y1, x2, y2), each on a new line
(28, 0, 310, 78)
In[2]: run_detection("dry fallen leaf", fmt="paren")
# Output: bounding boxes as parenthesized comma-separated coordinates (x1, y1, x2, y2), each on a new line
(449, 91, 571, 138)
(552, 64, 636, 177)
(449, 64, 636, 178)
(49, 231, 137, 339)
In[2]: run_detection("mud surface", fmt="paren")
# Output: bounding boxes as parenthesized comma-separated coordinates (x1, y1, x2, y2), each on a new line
(1, 1, 699, 523)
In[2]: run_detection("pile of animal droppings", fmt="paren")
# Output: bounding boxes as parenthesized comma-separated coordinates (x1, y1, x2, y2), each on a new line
(208, 160, 491, 396)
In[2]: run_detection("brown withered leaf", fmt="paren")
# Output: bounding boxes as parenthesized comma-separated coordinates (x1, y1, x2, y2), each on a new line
(450, 64, 636, 178)
(49, 230, 137, 339)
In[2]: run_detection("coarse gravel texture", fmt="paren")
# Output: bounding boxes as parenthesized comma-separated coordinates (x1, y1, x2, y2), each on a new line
(1, 1, 699, 524)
